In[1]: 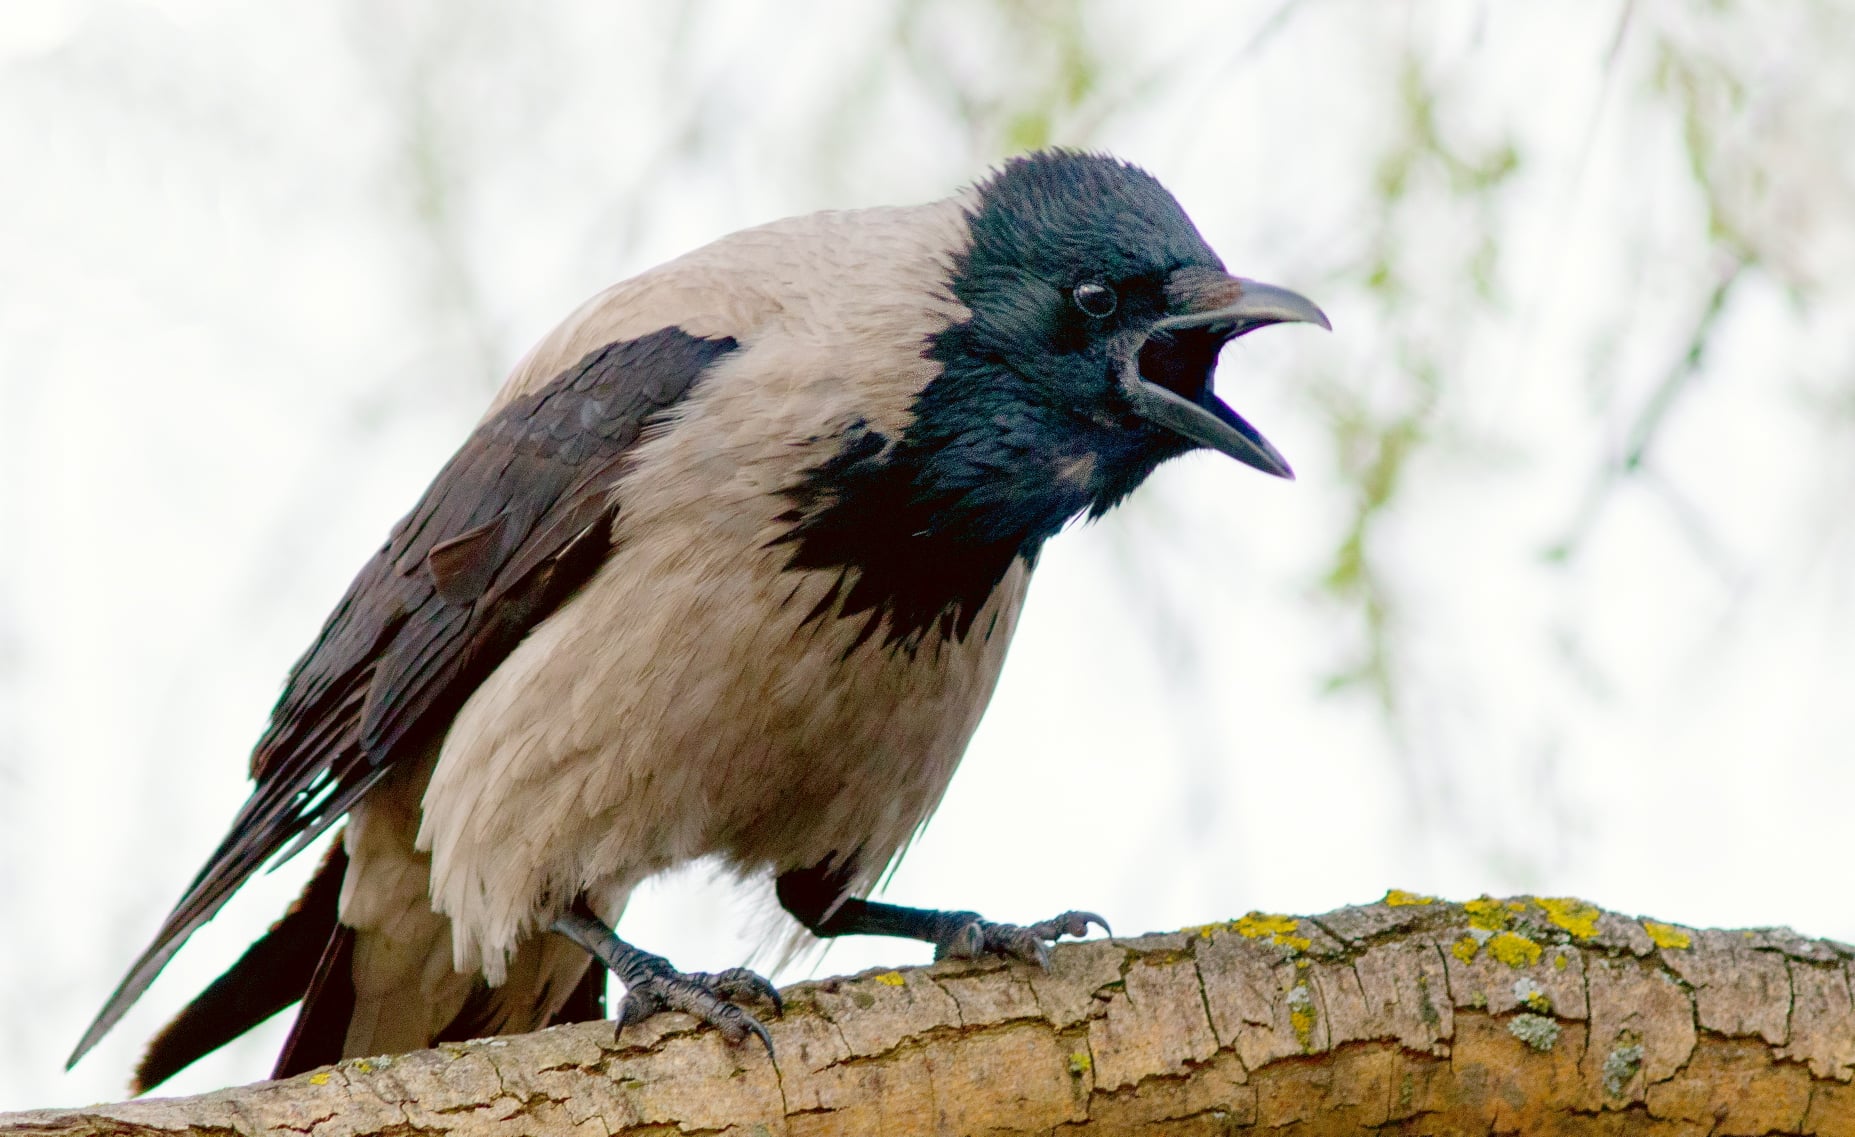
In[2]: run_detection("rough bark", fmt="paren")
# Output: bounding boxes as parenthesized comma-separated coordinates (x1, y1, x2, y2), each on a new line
(13, 895, 1855, 1136)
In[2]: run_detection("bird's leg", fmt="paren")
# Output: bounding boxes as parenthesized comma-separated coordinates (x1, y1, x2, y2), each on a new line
(551, 900, 780, 1055)
(776, 858, 1109, 970)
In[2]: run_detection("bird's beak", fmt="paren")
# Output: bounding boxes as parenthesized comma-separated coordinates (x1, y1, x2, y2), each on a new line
(1120, 268, 1329, 480)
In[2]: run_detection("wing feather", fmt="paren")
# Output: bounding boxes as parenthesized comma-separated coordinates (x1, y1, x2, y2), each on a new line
(70, 327, 737, 1068)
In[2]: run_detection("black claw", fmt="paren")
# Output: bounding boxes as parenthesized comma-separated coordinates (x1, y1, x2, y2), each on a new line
(705, 1000, 776, 1058)
(613, 988, 659, 1043)
(750, 975, 785, 1016)
(1036, 909, 1111, 941)
(745, 1013, 776, 1058)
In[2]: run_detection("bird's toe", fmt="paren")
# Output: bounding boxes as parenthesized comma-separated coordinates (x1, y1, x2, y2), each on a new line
(695, 967, 785, 1015)
(928, 908, 1109, 968)
(1024, 909, 1112, 941)
(930, 915, 988, 961)
(983, 924, 1051, 968)
(615, 966, 781, 1057)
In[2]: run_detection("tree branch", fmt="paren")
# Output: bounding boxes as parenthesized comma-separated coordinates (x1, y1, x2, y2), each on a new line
(12, 896, 1855, 1135)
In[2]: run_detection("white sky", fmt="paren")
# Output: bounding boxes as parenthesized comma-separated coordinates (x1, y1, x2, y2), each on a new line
(3, 0, 1853, 1111)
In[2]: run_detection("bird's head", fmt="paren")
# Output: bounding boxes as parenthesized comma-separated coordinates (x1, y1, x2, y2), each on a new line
(778, 150, 1327, 645)
(915, 150, 1329, 544)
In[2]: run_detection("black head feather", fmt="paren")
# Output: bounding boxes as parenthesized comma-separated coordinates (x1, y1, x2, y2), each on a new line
(778, 151, 1237, 649)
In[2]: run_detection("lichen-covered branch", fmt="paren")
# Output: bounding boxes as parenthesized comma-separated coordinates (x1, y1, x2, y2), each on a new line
(12, 895, 1855, 1136)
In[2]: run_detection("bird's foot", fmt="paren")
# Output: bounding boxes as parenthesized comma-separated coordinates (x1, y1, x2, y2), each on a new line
(552, 905, 781, 1055)
(932, 909, 1111, 969)
(615, 958, 782, 1054)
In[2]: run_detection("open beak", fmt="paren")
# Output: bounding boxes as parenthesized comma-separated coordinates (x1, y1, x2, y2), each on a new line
(1120, 268, 1329, 480)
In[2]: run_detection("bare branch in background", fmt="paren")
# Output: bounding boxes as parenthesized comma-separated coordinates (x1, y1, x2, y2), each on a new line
(1303, 38, 1522, 850)
(1547, 257, 1748, 580)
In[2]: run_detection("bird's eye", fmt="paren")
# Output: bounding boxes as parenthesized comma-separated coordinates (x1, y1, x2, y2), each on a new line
(1072, 280, 1117, 318)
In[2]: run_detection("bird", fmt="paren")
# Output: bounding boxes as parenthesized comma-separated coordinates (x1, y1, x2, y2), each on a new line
(68, 149, 1328, 1092)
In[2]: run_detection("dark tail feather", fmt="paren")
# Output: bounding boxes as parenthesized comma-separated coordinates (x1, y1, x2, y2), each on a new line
(548, 960, 608, 1027)
(281, 928, 602, 1077)
(270, 899, 357, 1080)
(132, 839, 349, 1094)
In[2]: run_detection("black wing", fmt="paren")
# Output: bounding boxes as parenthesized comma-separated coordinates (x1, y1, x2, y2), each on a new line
(70, 327, 738, 1067)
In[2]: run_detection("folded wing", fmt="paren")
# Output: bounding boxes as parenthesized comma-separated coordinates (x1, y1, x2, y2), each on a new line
(70, 327, 739, 1070)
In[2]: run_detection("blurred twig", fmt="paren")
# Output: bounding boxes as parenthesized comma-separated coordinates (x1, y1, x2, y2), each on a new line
(1546, 257, 1748, 584)
(1314, 47, 1518, 715)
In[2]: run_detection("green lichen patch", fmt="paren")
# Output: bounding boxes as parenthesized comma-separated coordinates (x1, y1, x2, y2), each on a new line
(1286, 983, 1318, 1051)
(1416, 973, 1442, 1028)
(1603, 1042, 1645, 1097)
(1384, 888, 1436, 907)
(1508, 1013, 1561, 1052)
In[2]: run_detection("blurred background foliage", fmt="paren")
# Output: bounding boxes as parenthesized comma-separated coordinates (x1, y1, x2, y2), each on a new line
(3, 0, 1853, 1107)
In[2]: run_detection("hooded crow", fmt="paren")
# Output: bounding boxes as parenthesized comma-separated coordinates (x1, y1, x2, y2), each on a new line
(70, 150, 1328, 1090)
